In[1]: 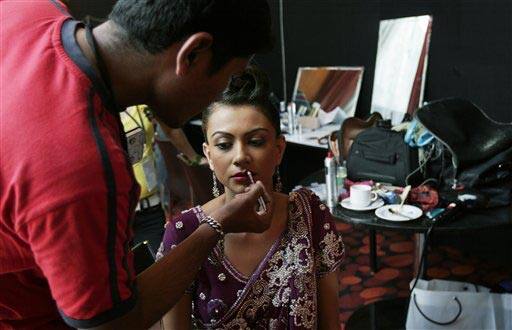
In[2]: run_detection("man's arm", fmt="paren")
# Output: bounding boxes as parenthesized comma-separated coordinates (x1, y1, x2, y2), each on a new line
(86, 223, 217, 329)
(161, 288, 192, 329)
(86, 181, 273, 329)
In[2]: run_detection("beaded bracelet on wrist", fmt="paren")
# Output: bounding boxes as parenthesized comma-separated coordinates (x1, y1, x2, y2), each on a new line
(201, 215, 225, 238)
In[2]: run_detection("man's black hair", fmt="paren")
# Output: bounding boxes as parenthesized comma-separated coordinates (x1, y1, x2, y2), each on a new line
(109, 0, 273, 72)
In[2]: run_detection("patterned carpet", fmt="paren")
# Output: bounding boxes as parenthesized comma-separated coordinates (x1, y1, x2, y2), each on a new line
(335, 221, 512, 329)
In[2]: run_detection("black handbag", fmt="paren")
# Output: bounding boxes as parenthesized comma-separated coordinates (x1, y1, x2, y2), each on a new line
(347, 127, 420, 186)
(417, 98, 512, 207)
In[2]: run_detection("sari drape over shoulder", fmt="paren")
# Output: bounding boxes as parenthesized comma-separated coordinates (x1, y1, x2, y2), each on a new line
(156, 189, 345, 329)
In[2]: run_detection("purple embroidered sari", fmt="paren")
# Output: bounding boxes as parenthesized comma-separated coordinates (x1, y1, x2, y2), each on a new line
(156, 189, 345, 329)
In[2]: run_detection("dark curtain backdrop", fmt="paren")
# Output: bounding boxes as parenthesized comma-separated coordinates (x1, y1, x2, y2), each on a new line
(69, 0, 511, 122)
(255, 0, 512, 123)
(67, 0, 117, 22)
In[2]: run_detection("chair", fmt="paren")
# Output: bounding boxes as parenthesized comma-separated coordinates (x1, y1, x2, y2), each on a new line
(416, 98, 512, 172)
(339, 112, 383, 160)
(177, 155, 215, 206)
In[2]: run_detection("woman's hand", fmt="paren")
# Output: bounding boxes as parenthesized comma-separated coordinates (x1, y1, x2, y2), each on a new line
(210, 181, 274, 234)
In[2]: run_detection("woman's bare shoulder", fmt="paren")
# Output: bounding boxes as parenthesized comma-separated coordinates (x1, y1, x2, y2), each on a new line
(201, 195, 225, 215)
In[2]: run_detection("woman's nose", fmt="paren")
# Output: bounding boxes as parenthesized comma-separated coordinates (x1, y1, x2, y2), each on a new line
(233, 143, 250, 166)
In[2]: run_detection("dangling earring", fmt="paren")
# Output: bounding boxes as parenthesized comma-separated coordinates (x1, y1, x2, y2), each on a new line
(212, 172, 220, 197)
(274, 167, 283, 192)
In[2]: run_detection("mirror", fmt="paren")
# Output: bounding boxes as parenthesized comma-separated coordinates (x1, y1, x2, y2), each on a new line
(292, 66, 364, 118)
(370, 15, 433, 124)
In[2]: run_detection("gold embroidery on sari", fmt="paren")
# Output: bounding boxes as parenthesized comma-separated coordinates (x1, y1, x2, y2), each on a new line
(213, 190, 318, 328)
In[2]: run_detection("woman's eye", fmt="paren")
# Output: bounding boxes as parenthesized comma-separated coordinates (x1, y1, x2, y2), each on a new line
(215, 142, 232, 150)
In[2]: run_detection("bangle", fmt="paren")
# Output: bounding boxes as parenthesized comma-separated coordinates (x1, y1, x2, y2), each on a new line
(201, 215, 225, 238)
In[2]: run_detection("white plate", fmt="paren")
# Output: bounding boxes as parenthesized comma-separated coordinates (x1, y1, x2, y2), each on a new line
(340, 197, 385, 211)
(375, 204, 423, 221)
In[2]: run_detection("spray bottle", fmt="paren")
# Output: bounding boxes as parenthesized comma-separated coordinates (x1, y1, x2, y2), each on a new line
(324, 151, 337, 208)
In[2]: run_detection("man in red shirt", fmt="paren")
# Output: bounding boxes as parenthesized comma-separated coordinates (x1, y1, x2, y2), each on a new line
(0, 0, 273, 328)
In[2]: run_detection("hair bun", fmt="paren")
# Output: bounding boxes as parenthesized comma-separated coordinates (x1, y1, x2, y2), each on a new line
(223, 66, 270, 103)
(202, 65, 281, 139)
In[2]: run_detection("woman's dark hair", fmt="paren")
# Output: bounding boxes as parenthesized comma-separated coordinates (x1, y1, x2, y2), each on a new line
(109, 0, 273, 72)
(202, 66, 281, 140)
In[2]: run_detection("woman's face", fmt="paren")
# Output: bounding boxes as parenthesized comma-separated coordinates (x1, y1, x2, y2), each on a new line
(203, 104, 286, 196)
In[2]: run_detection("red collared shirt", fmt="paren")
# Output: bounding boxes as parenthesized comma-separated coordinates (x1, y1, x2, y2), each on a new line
(0, 1, 140, 328)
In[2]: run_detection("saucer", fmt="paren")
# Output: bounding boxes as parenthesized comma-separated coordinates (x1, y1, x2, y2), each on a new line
(375, 204, 423, 221)
(340, 197, 385, 211)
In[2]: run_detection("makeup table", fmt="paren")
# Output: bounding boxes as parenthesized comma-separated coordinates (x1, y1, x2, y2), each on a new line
(301, 170, 512, 274)
(300, 169, 511, 330)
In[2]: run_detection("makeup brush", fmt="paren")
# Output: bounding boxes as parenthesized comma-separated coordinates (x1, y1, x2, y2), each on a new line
(246, 170, 267, 212)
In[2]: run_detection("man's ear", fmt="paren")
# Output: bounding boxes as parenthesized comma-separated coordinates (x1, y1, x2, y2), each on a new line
(202, 142, 215, 171)
(176, 32, 213, 77)
(275, 135, 286, 165)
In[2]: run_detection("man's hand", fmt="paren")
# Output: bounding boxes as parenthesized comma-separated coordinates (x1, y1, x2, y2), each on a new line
(210, 181, 273, 234)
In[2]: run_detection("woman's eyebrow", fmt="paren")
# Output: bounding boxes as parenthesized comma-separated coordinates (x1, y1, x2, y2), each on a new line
(211, 131, 233, 138)
(211, 128, 269, 138)
(245, 128, 269, 136)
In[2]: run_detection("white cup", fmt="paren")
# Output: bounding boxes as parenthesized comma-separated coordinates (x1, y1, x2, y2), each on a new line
(350, 184, 378, 207)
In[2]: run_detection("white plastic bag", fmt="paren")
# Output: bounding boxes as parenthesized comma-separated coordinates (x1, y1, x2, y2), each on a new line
(406, 279, 512, 330)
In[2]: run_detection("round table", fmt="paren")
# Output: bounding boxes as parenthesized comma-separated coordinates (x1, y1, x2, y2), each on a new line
(300, 170, 511, 330)
(301, 170, 511, 272)
(302, 170, 511, 232)
(335, 201, 510, 232)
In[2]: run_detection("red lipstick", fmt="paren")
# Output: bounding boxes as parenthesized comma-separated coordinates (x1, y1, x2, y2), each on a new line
(231, 171, 249, 183)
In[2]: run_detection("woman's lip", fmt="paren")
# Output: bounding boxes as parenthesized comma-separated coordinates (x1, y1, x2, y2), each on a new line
(231, 171, 255, 178)
(231, 176, 251, 186)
